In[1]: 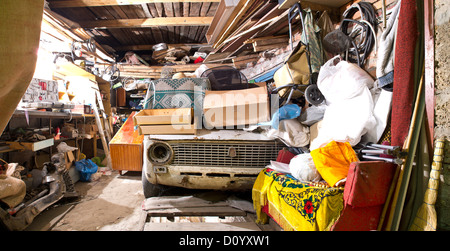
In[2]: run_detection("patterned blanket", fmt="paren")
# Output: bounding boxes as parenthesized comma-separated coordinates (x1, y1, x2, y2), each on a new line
(252, 168, 344, 231)
(143, 78, 211, 110)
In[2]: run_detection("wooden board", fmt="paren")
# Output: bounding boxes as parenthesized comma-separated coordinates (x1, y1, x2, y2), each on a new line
(138, 116, 197, 135)
(145, 206, 247, 217)
(141, 195, 263, 231)
(144, 222, 261, 231)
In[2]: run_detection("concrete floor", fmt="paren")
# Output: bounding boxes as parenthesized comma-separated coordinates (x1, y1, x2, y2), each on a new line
(24, 170, 278, 231)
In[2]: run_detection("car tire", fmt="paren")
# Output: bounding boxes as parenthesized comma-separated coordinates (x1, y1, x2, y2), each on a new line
(142, 168, 167, 198)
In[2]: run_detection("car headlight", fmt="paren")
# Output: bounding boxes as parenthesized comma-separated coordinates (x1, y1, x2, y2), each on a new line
(147, 141, 173, 165)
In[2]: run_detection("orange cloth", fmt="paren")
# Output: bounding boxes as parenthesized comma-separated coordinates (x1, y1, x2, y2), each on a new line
(310, 141, 358, 187)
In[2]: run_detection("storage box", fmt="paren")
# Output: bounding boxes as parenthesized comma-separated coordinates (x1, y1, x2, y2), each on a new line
(133, 108, 193, 126)
(202, 82, 270, 128)
(138, 117, 198, 135)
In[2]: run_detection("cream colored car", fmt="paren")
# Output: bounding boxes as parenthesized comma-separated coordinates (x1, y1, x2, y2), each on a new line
(142, 129, 283, 197)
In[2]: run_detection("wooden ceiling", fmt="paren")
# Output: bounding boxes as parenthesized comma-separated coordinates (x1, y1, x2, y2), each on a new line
(47, 0, 220, 59)
(46, 0, 347, 68)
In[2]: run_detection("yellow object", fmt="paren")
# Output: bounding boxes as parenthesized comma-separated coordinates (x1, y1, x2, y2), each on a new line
(310, 141, 358, 187)
(252, 168, 344, 231)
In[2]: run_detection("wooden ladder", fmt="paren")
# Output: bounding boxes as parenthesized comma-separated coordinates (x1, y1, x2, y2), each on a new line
(91, 86, 112, 169)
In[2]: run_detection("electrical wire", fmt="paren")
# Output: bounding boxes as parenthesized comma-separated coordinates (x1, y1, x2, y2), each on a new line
(339, 2, 377, 67)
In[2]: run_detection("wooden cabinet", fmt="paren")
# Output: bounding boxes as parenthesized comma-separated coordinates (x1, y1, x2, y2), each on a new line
(109, 112, 144, 174)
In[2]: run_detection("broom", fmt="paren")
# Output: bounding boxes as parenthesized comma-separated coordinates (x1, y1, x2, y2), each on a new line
(409, 138, 445, 231)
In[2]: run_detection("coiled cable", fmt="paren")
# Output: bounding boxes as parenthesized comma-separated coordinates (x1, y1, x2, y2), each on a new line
(339, 2, 377, 67)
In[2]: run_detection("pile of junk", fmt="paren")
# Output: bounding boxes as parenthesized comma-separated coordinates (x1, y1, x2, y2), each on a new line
(0, 151, 79, 231)
(256, 1, 403, 174)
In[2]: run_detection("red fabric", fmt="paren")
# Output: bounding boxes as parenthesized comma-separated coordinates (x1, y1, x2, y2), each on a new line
(391, 0, 418, 147)
(331, 161, 396, 231)
(344, 161, 396, 208)
(276, 149, 295, 164)
(331, 205, 383, 231)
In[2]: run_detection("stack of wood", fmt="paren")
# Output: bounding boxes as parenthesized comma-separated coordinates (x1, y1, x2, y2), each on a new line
(117, 63, 230, 79)
(203, 0, 341, 64)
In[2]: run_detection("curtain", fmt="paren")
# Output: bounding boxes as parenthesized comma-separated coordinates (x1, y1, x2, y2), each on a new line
(0, 0, 45, 134)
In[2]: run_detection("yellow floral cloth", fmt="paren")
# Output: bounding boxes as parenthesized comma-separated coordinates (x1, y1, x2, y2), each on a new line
(253, 168, 344, 231)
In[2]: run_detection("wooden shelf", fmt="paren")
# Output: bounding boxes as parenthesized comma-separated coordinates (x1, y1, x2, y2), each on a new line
(13, 110, 95, 119)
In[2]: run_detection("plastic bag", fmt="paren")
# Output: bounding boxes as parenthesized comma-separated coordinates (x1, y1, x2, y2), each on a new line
(317, 56, 374, 105)
(289, 153, 321, 182)
(258, 104, 301, 129)
(75, 159, 98, 182)
(310, 56, 376, 150)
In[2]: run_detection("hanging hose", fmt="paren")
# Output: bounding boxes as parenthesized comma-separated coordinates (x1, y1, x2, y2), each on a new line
(339, 2, 377, 67)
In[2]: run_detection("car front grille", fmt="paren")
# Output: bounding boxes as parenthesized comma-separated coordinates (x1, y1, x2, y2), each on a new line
(169, 141, 284, 168)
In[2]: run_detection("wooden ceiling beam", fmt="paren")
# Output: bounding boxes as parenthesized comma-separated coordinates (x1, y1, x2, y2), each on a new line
(114, 43, 209, 51)
(48, 0, 220, 8)
(79, 17, 213, 29)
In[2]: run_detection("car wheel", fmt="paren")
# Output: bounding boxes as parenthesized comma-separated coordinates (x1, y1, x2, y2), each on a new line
(141, 168, 166, 198)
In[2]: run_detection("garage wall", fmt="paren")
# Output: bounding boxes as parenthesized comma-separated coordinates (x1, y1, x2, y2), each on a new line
(435, 0, 450, 231)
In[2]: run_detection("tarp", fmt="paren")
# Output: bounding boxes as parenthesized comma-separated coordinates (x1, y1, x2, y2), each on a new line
(0, 0, 45, 134)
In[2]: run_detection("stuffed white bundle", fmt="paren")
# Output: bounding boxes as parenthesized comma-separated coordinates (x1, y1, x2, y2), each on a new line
(289, 153, 321, 182)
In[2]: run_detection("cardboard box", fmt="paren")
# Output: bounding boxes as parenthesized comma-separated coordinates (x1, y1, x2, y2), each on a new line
(133, 108, 192, 126)
(202, 82, 270, 128)
(77, 123, 98, 135)
(64, 149, 78, 170)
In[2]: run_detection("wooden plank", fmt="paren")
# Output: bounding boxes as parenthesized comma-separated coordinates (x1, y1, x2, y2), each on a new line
(78, 16, 213, 28)
(253, 42, 287, 52)
(144, 222, 261, 231)
(424, 0, 435, 152)
(145, 206, 247, 217)
(250, 35, 288, 47)
(115, 43, 208, 51)
(212, 0, 256, 48)
(143, 195, 229, 210)
(219, 3, 284, 52)
(49, 0, 221, 8)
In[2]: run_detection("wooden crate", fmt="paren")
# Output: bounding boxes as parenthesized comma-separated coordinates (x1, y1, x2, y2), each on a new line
(138, 117, 197, 135)
(133, 108, 192, 126)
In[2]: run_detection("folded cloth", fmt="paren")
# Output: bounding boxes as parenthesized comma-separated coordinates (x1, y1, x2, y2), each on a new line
(310, 141, 359, 187)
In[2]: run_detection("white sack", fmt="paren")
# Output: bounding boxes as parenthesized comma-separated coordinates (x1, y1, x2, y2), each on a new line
(310, 56, 376, 150)
(265, 119, 310, 147)
(289, 153, 321, 182)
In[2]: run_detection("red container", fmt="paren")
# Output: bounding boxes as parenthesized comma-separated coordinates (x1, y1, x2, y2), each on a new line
(276, 148, 296, 164)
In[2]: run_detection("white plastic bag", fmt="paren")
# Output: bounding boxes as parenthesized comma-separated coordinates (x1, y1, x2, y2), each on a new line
(311, 56, 376, 150)
(289, 153, 321, 182)
(317, 56, 374, 105)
